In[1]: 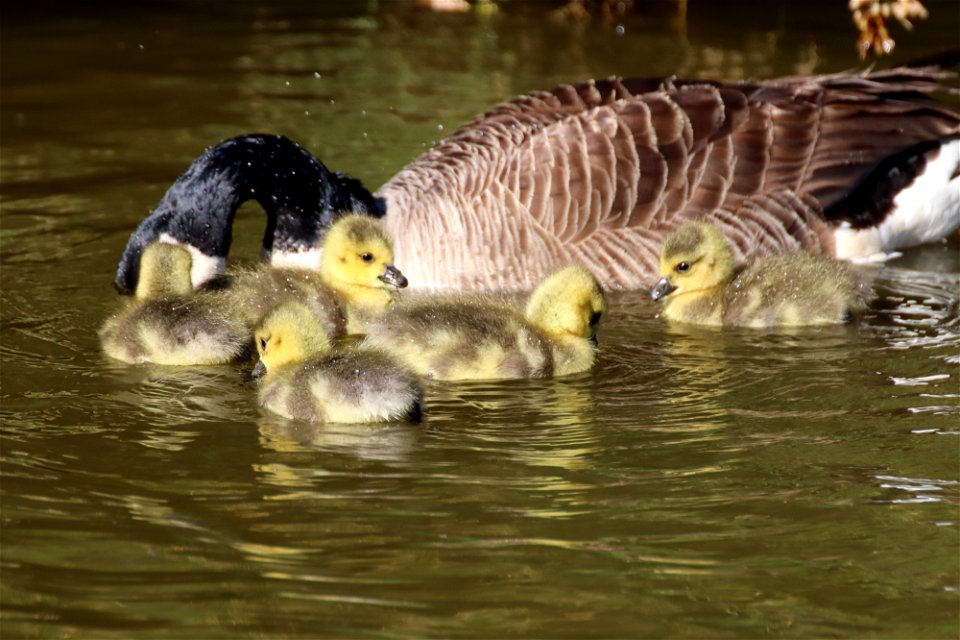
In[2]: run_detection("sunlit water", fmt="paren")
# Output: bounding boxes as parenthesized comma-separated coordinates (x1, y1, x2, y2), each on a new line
(2, 3, 958, 638)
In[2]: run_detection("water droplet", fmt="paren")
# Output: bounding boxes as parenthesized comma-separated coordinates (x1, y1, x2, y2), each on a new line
(313, 71, 322, 79)
(437, 124, 444, 131)
(615, 25, 625, 35)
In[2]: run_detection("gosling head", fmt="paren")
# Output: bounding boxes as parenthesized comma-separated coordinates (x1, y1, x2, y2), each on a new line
(319, 214, 407, 302)
(252, 301, 332, 379)
(651, 221, 734, 302)
(136, 242, 194, 299)
(525, 265, 606, 342)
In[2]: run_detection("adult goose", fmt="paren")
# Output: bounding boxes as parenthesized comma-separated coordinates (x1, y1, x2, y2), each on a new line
(115, 66, 960, 292)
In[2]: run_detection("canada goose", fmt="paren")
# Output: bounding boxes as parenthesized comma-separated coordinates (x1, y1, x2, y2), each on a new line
(213, 213, 407, 336)
(114, 66, 959, 292)
(100, 242, 248, 365)
(361, 265, 606, 380)
(253, 301, 423, 424)
(650, 219, 873, 327)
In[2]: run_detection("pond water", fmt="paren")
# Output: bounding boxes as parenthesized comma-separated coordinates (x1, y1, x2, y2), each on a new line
(2, 2, 958, 637)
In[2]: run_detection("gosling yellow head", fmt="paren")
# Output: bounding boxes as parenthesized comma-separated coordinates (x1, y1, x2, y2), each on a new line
(525, 265, 606, 342)
(253, 302, 332, 379)
(320, 214, 407, 307)
(136, 242, 194, 299)
(651, 221, 733, 303)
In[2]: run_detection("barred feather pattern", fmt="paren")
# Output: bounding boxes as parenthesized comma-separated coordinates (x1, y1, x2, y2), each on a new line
(380, 68, 959, 290)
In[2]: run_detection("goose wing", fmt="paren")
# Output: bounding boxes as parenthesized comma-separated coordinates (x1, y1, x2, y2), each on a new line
(379, 69, 959, 290)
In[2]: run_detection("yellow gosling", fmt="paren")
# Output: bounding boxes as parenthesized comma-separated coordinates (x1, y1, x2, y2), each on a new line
(99, 242, 247, 365)
(218, 213, 407, 336)
(362, 265, 606, 380)
(253, 301, 423, 424)
(651, 220, 872, 327)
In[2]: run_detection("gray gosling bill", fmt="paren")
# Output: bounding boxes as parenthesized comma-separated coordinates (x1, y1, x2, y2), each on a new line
(361, 265, 607, 381)
(100, 242, 248, 365)
(651, 220, 872, 327)
(253, 301, 423, 424)
(216, 213, 407, 337)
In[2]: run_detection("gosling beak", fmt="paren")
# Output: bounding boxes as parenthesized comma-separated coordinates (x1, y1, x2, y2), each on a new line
(252, 360, 267, 379)
(379, 264, 408, 289)
(650, 277, 676, 301)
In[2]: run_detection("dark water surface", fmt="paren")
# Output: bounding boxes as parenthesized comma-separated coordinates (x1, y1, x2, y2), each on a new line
(2, 2, 958, 637)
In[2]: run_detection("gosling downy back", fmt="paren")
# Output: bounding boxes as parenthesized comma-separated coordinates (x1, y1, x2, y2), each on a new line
(723, 253, 872, 328)
(100, 242, 248, 365)
(114, 67, 959, 292)
(212, 266, 347, 339)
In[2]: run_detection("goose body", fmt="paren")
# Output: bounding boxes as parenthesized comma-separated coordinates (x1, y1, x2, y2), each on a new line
(362, 265, 606, 380)
(114, 67, 960, 293)
(651, 220, 873, 327)
(100, 242, 248, 365)
(254, 302, 422, 424)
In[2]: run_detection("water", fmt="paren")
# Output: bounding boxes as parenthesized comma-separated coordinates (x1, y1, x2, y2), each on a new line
(2, 2, 958, 637)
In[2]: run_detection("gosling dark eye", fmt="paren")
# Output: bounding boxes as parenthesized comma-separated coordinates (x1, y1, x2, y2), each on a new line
(259, 337, 267, 350)
(360, 252, 374, 263)
(676, 261, 691, 273)
(588, 311, 602, 327)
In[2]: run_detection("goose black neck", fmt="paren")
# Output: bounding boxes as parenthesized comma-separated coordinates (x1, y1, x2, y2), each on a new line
(114, 133, 384, 293)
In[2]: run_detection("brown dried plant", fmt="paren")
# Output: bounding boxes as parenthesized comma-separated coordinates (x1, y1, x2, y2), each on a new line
(849, 0, 929, 59)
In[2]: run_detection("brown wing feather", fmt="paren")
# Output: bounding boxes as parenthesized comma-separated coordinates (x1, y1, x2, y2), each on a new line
(380, 68, 959, 290)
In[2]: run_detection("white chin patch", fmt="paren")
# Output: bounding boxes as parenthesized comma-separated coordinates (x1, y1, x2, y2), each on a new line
(834, 138, 960, 262)
(269, 248, 323, 271)
(158, 233, 225, 288)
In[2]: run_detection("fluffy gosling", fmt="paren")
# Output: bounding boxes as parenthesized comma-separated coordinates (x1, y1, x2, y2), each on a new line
(217, 213, 407, 336)
(362, 265, 606, 380)
(253, 301, 423, 424)
(651, 220, 872, 327)
(99, 242, 247, 365)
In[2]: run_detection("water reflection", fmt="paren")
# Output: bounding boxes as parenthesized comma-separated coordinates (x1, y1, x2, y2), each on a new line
(874, 474, 960, 505)
(256, 419, 419, 461)
(102, 365, 253, 426)
(428, 375, 600, 470)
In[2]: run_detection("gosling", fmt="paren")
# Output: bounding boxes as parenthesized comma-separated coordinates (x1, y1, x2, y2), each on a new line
(99, 242, 248, 365)
(361, 265, 606, 380)
(253, 301, 423, 424)
(651, 220, 872, 327)
(216, 213, 407, 336)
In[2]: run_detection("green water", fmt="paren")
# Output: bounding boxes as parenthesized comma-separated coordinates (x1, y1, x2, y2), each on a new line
(2, 2, 958, 638)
